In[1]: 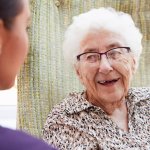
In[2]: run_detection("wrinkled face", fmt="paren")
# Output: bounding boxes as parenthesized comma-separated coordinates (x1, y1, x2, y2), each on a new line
(0, 0, 30, 89)
(75, 30, 136, 105)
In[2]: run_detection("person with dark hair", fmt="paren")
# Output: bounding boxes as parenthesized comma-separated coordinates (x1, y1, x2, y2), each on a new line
(0, 0, 56, 149)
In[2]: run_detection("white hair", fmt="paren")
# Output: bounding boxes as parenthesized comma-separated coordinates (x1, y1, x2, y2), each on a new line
(63, 7, 143, 68)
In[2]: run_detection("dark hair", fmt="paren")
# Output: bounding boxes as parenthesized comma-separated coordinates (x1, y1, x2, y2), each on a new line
(0, 0, 23, 29)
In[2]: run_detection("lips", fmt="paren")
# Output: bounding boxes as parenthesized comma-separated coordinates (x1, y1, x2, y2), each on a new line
(97, 78, 120, 85)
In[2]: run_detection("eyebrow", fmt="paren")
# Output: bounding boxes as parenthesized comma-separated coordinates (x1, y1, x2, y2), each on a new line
(106, 42, 122, 49)
(83, 48, 99, 53)
(82, 41, 123, 53)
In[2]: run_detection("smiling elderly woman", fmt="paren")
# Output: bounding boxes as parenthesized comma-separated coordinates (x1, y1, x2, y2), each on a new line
(43, 7, 150, 150)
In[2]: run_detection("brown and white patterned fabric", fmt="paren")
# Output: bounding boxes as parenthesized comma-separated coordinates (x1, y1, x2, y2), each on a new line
(42, 87, 150, 150)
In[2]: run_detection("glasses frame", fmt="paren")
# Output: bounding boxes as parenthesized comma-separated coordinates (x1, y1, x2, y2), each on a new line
(76, 46, 131, 61)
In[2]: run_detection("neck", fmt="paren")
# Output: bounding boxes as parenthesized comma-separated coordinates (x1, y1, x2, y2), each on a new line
(108, 101, 129, 132)
(101, 99, 126, 115)
(85, 92, 129, 131)
(85, 91, 126, 115)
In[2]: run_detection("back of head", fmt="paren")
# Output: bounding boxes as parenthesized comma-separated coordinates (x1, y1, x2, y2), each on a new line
(0, 0, 23, 29)
(63, 7, 143, 69)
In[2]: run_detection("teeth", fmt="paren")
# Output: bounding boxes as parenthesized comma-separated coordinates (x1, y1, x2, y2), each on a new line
(99, 81, 106, 84)
(98, 78, 119, 84)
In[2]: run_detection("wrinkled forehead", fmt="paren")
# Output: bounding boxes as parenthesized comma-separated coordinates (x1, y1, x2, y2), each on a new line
(79, 29, 127, 53)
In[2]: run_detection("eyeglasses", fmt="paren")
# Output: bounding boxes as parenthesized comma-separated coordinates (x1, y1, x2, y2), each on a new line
(76, 47, 131, 63)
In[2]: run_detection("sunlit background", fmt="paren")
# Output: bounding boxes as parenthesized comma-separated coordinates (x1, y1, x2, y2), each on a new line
(0, 80, 17, 129)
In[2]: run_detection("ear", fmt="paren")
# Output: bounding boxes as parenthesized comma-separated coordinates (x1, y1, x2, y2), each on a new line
(74, 63, 81, 77)
(131, 57, 136, 74)
(74, 63, 84, 84)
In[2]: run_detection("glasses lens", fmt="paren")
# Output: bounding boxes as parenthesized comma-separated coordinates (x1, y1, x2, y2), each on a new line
(107, 47, 129, 60)
(80, 53, 100, 63)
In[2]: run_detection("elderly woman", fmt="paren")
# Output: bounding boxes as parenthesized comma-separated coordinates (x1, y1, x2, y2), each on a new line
(43, 7, 150, 149)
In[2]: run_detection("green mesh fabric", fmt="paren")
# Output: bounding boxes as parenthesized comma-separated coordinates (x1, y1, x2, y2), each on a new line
(17, 0, 150, 138)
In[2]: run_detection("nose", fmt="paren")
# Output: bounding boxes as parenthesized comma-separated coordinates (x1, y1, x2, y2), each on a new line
(98, 55, 113, 74)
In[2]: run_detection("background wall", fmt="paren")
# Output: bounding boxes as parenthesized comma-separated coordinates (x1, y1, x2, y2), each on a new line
(0, 87, 17, 129)
(17, 0, 150, 138)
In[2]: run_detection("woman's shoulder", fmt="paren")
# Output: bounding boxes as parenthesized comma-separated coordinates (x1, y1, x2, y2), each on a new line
(128, 87, 150, 104)
(44, 91, 86, 131)
(47, 91, 85, 119)
(54, 91, 83, 108)
(129, 87, 150, 97)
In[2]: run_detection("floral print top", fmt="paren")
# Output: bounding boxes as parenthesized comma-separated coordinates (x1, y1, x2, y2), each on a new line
(42, 87, 150, 150)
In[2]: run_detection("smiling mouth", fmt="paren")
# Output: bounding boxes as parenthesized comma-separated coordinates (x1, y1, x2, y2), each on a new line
(97, 78, 120, 85)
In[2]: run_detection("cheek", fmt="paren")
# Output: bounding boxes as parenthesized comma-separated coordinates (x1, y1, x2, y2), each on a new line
(0, 29, 28, 89)
(112, 56, 134, 77)
(78, 64, 97, 87)
(111, 56, 134, 92)
(7, 31, 28, 73)
(23, 32, 29, 57)
(20, 30, 28, 50)
(16, 31, 29, 62)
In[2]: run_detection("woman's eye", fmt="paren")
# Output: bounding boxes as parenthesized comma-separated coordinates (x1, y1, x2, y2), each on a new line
(108, 51, 122, 59)
(86, 54, 99, 62)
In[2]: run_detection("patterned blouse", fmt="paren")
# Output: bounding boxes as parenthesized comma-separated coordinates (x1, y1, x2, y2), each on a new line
(42, 87, 150, 150)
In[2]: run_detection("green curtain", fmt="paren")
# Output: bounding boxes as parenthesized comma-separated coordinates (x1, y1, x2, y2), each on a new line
(17, 0, 150, 138)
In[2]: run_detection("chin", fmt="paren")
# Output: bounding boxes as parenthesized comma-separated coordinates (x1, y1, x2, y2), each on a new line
(102, 92, 125, 103)
(0, 78, 15, 90)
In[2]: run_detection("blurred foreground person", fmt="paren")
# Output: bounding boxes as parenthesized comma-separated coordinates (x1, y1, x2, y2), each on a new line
(0, 0, 56, 149)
